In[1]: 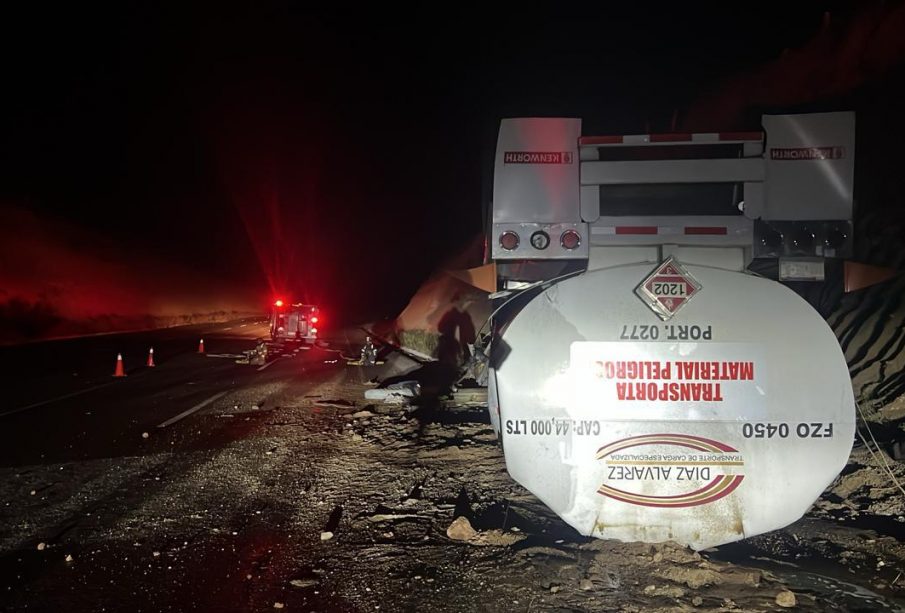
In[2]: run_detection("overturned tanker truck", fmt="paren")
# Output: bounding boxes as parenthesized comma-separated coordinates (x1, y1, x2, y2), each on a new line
(482, 112, 858, 550)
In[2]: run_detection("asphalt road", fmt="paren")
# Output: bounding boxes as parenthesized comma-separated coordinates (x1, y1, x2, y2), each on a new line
(0, 320, 370, 611)
(0, 319, 289, 465)
(2, 321, 904, 612)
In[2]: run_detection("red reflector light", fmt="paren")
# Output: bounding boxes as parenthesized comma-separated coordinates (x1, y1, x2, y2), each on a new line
(719, 131, 764, 141)
(685, 227, 728, 235)
(650, 133, 693, 143)
(615, 226, 657, 235)
(500, 231, 519, 251)
(560, 230, 581, 250)
(274, 299, 284, 307)
(579, 135, 624, 145)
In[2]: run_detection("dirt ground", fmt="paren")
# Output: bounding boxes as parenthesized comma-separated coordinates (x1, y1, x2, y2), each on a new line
(2, 353, 904, 612)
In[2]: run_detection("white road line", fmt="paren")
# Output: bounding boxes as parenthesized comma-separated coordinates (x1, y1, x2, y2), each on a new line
(0, 382, 116, 418)
(157, 391, 229, 428)
(239, 324, 247, 328)
(256, 360, 277, 371)
(222, 327, 233, 331)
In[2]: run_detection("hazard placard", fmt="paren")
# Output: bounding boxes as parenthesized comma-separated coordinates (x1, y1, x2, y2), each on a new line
(635, 257, 701, 320)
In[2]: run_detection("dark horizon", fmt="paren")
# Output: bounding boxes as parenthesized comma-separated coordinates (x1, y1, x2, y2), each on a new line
(3, 3, 905, 342)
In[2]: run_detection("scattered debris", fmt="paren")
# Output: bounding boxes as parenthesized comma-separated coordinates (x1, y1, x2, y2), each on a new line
(65, 554, 73, 562)
(443, 516, 525, 547)
(235, 342, 268, 365)
(775, 590, 797, 608)
(5, 331, 905, 612)
(366, 514, 415, 523)
(656, 566, 722, 589)
(458, 343, 490, 387)
(449, 388, 487, 406)
(273, 602, 284, 609)
(364, 381, 421, 403)
(446, 517, 477, 542)
(468, 530, 525, 547)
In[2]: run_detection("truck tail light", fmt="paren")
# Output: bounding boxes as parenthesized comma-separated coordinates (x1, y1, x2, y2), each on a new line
(500, 231, 520, 251)
(560, 230, 581, 250)
(311, 316, 318, 324)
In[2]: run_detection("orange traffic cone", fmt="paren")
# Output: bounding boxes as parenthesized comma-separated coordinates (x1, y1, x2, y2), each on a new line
(147, 347, 155, 367)
(198, 339, 205, 354)
(113, 353, 126, 377)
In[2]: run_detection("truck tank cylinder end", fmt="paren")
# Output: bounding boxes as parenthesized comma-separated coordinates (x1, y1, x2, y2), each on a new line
(489, 113, 857, 549)
(492, 263, 855, 550)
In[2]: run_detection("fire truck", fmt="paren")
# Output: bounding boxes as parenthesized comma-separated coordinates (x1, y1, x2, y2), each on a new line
(485, 112, 857, 549)
(269, 300, 320, 345)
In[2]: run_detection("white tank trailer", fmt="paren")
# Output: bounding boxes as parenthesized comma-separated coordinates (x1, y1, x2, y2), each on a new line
(485, 113, 858, 549)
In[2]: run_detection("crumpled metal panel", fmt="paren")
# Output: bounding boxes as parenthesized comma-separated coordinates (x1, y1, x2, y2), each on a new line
(493, 262, 855, 549)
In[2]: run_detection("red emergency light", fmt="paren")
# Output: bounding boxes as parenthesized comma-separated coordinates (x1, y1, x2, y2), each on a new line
(274, 299, 284, 308)
(311, 316, 318, 324)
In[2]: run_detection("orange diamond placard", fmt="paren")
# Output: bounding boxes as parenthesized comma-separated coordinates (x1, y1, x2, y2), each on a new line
(634, 257, 701, 320)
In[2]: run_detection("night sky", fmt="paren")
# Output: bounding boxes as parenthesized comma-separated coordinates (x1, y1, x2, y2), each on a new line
(3, 2, 904, 340)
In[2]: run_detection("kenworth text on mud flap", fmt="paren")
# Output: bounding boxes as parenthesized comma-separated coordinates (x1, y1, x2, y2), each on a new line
(483, 112, 859, 550)
(270, 300, 320, 344)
